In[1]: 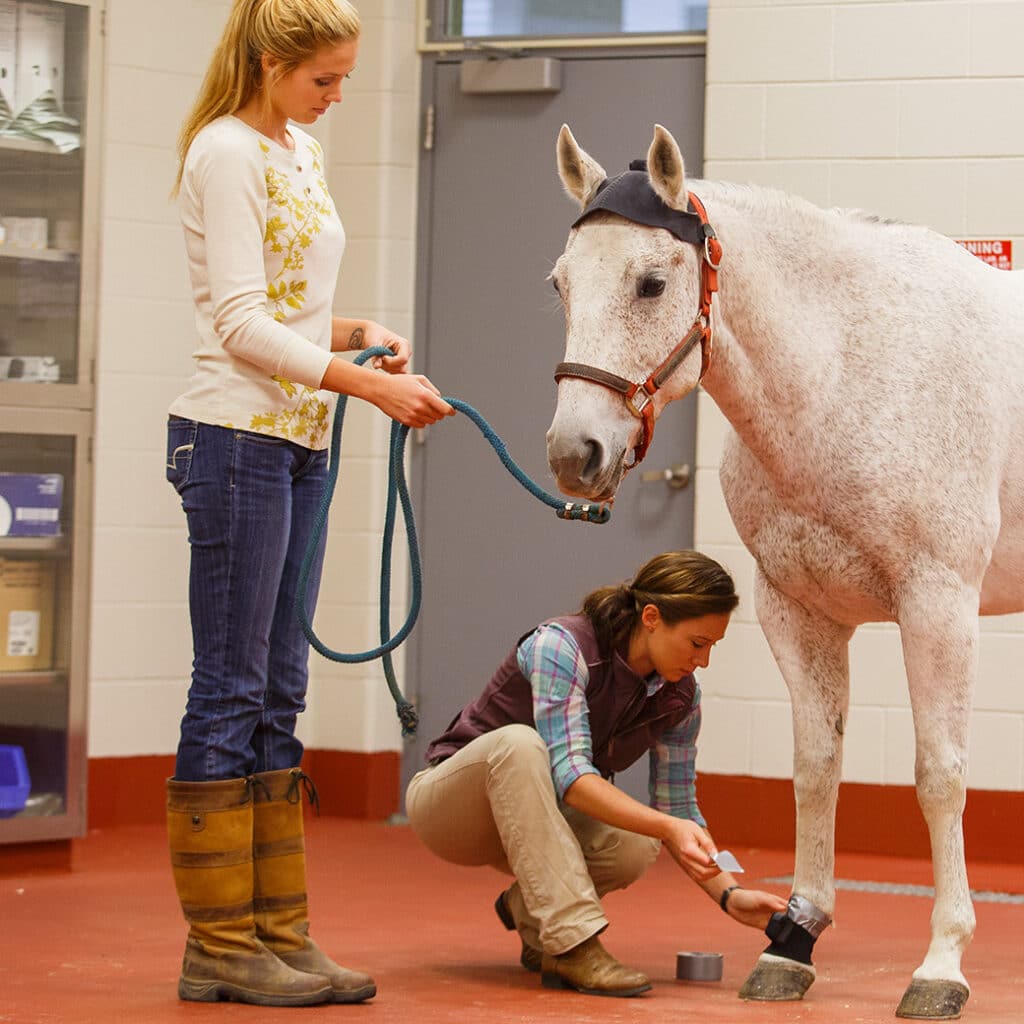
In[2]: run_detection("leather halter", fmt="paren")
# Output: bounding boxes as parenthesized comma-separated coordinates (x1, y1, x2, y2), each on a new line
(554, 191, 721, 470)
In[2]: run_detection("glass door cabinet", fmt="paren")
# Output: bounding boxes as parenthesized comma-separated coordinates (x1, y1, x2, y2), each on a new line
(0, 0, 100, 844)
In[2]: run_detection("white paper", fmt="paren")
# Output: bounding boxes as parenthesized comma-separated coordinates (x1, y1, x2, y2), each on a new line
(8, 609, 40, 657)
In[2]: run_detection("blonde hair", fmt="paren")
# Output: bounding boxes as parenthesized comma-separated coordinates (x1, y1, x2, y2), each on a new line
(173, 0, 360, 193)
(581, 550, 738, 656)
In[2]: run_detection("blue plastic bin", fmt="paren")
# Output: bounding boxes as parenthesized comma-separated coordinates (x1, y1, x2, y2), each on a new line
(0, 744, 31, 818)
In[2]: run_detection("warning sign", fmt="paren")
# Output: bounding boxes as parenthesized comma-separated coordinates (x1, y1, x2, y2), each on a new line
(955, 239, 1013, 270)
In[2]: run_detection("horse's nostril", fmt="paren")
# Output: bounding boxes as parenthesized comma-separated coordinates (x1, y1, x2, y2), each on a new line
(547, 436, 604, 488)
(581, 439, 604, 483)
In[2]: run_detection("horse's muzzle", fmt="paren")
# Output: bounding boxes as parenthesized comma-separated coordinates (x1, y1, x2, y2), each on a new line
(546, 438, 625, 502)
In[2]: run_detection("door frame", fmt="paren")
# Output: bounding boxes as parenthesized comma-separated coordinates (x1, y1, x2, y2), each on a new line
(415, 0, 707, 51)
(403, 43, 708, 798)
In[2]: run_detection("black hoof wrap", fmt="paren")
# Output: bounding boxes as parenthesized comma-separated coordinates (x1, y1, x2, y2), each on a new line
(764, 911, 817, 966)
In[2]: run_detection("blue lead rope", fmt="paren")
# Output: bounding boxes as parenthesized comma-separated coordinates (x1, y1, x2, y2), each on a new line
(295, 347, 611, 737)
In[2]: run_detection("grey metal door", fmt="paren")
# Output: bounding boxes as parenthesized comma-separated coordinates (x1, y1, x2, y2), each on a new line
(404, 50, 706, 801)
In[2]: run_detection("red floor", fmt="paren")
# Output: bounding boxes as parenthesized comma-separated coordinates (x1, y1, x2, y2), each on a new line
(2, 819, 1022, 1023)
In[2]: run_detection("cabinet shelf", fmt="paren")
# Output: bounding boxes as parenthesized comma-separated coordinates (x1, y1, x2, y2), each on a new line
(0, 535, 68, 557)
(0, 135, 78, 156)
(0, 669, 65, 689)
(0, 246, 78, 263)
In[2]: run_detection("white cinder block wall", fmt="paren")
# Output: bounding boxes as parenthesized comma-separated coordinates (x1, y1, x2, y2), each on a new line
(89, 0, 417, 759)
(89, 0, 1024, 792)
(696, 0, 1024, 791)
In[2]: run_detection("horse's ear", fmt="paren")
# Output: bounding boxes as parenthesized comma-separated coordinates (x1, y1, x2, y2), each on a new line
(557, 124, 606, 210)
(647, 124, 688, 210)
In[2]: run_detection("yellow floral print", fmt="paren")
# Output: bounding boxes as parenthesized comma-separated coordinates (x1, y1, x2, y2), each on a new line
(250, 140, 334, 447)
(250, 378, 331, 442)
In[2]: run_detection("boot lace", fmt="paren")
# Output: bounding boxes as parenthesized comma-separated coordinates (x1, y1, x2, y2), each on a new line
(286, 769, 320, 816)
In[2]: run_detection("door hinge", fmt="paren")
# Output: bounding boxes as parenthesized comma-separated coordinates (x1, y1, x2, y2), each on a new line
(423, 103, 435, 151)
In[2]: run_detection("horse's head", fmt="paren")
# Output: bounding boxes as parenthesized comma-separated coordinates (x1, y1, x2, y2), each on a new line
(546, 124, 716, 502)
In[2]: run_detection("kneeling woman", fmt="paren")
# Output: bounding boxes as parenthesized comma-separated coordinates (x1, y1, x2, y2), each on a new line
(406, 550, 786, 997)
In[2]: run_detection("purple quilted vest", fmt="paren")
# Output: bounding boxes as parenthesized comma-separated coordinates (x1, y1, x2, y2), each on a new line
(424, 614, 696, 776)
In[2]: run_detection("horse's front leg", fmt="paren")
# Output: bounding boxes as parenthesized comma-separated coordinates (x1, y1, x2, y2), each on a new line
(894, 574, 977, 1021)
(739, 569, 854, 1002)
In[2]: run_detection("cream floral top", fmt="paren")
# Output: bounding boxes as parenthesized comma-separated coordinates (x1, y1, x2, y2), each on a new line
(171, 116, 345, 449)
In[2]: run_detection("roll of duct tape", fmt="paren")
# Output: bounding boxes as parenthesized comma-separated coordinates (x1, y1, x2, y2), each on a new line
(676, 951, 723, 982)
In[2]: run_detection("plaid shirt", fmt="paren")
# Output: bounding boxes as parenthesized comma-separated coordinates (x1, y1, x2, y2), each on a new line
(518, 621, 706, 827)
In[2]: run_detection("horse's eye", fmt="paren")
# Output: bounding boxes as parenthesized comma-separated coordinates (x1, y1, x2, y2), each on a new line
(637, 276, 666, 298)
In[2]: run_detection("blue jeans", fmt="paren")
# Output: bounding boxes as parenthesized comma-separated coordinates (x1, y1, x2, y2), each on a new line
(166, 418, 329, 782)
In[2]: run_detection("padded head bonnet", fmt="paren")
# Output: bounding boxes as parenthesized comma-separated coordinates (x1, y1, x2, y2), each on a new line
(571, 159, 706, 246)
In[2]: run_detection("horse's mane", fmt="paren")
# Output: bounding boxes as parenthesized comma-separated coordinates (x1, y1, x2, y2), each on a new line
(696, 176, 940, 246)
(834, 209, 908, 227)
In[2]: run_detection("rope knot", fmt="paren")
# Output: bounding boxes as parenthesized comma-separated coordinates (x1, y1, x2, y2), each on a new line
(397, 702, 419, 737)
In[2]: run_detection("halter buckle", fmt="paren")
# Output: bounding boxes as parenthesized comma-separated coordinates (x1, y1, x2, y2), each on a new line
(626, 388, 653, 418)
(704, 234, 722, 270)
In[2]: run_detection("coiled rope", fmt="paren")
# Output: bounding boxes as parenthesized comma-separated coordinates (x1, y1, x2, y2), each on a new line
(296, 347, 611, 736)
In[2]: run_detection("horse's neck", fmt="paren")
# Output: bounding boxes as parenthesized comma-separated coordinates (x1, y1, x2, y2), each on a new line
(696, 182, 878, 460)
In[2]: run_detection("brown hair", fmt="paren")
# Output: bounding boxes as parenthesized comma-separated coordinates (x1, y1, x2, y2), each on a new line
(581, 550, 738, 655)
(173, 0, 360, 193)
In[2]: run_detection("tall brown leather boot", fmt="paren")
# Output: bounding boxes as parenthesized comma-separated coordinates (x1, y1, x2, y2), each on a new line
(167, 776, 332, 1006)
(251, 768, 376, 1004)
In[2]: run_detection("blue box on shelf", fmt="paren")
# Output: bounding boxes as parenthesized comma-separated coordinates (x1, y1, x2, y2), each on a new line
(0, 744, 31, 817)
(0, 473, 63, 537)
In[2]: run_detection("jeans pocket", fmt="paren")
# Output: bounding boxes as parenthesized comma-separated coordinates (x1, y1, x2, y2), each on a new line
(166, 418, 197, 492)
(234, 429, 289, 449)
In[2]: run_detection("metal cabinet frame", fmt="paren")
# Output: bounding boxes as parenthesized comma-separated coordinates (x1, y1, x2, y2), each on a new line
(0, 0, 102, 844)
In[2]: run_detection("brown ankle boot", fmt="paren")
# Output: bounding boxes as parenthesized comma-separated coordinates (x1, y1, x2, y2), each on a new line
(495, 890, 542, 972)
(167, 777, 332, 1006)
(251, 768, 376, 1004)
(541, 935, 652, 997)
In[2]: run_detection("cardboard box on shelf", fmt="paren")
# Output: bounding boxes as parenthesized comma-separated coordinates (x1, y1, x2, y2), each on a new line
(0, 557, 54, 672)
(0, 472, 63, 536)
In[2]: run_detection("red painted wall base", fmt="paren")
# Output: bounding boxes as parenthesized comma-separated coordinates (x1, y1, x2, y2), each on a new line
(1, 755, 1019, 874)
(697, 774, 1021, 863)
(84, 749, 403, 828)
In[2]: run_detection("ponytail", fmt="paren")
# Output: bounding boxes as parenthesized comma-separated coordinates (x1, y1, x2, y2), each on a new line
(581, 550, 738, 655)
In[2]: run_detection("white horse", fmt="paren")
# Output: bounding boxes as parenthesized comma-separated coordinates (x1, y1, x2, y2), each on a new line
(546, 123, 1024, 1021)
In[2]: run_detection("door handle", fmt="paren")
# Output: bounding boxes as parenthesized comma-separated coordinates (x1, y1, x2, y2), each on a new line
(640, 463, 691, 490)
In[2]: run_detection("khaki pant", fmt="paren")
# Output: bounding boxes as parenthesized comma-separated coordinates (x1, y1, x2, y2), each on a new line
(405, 724, 661, 955)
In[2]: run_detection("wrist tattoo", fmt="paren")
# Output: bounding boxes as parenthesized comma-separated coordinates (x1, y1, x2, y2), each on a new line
(347, 328, 364, 351)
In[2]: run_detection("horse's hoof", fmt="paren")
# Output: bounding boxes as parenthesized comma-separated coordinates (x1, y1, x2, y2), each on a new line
(895, 979, 970, 1020)
(738, 954, 815, 1001)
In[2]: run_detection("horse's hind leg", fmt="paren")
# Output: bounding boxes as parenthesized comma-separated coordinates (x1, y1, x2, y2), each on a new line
(894, 578, 977, 1020)
(739, 571, 853, 1002)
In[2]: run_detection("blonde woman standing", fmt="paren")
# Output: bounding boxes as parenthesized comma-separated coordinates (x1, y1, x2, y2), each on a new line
(165, 0, 453, 1007)
(407, 550, 787, 998)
